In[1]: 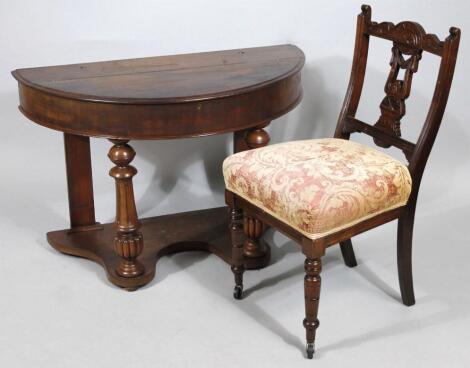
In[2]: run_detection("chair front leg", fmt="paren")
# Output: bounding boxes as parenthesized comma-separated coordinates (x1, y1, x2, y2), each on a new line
(230, 207, 245, 299)
(304, 257, 322, 359)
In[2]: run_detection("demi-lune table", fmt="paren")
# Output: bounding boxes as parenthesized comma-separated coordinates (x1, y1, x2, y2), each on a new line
(12, 44, 304, 291)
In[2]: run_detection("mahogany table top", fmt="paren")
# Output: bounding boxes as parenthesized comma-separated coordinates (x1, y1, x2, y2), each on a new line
(13, 44, 304, 104)
(12, 44, 304, 140)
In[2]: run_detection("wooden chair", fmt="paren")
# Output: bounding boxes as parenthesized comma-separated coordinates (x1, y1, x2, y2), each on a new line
(223, 5, 460, 359)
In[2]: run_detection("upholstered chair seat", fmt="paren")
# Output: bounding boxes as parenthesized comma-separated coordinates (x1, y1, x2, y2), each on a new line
(223, 138, 412, 240)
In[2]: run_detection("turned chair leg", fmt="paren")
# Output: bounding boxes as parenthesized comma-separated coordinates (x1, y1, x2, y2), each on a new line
(303, 258, 322, 359)
(230, 207, 245, 299)
(397, 211, 416, 306)
(339, 239, 358, 267)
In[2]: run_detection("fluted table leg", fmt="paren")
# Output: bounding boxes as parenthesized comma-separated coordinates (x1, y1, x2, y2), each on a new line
(243, 216, 265, 258)
(108, 140, 144, 284)
(241, 124, 270, 267)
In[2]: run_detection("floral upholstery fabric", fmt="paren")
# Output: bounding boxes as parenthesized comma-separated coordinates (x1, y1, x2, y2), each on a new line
(223, 138, 412, 240)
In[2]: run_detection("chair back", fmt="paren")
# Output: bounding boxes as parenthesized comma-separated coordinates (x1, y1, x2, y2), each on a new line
(335, 5, 460, 202)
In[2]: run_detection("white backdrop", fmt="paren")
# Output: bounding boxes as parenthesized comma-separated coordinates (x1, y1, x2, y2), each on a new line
(1, 1, 469, 367)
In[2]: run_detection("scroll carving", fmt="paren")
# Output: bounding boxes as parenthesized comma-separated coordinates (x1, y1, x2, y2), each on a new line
(366, 21, 444, 56)
(362, 19, 448, 149)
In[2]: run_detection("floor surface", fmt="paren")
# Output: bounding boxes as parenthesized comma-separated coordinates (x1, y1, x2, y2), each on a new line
(1, 197, 469, 367)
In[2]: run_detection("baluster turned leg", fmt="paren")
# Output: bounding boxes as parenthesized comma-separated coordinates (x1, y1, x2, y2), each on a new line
(242, 124, 270, 263)
(230, 207, 245, 299)
(243, 216, 265, 258)
(304, 258, 322, 359)
(108, 140, 144, 285)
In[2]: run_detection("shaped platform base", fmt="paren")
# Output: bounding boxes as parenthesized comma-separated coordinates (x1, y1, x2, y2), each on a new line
(47, 206, 270, 290)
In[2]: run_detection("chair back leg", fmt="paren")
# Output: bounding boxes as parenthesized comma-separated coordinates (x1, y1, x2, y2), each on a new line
(397, 208, 416, 306)
(340, 239, 358, 267)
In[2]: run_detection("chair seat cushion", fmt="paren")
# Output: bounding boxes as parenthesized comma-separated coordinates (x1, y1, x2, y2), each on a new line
(223, 138, 412, 240)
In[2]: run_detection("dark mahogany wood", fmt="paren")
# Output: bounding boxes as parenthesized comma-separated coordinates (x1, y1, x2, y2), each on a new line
(108, 140, 144, 280)
(63, 133, 97, 228)
(230, 207, 245, 300)
(13, 45, 303, 140)
(13, 44, 304, 291)
(231, 125, 272, 269)
(339, 239, 357, 268)
(238, 123, 271, 269)
(48, 207, 234, 290)
(226, 6, 460, 358)
(303, 258, 321, 359)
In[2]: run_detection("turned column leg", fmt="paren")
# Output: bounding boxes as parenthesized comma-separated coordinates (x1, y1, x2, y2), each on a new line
(245, 124, 270, 150)
(229, 207, 245, 300)
(234, 124, 270, 267)
(108, 140, 144, 282)
(303, 258, 322, 359)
